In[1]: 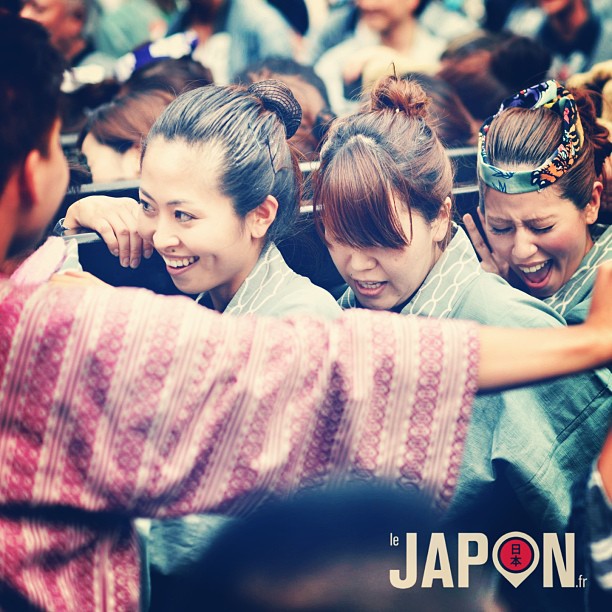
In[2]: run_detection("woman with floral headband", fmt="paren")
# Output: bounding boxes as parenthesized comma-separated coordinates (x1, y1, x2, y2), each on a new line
(464, 79, 612, 324)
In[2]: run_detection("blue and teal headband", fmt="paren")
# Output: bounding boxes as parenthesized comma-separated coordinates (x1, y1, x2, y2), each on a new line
(478, 80, 584, 194)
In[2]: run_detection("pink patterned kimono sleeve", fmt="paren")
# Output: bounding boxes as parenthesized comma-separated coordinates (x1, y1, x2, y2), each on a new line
(0, 281, 478, 609)
(0, 281, 478, 514)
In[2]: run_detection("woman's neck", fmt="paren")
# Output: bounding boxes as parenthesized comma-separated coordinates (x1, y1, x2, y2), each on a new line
(208, 241, 268, 312)
(381, 16, 417, 54)
(584, 224, 595, 257)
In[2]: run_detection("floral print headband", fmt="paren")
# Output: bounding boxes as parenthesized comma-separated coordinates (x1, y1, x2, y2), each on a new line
(478, 80, 584, 194)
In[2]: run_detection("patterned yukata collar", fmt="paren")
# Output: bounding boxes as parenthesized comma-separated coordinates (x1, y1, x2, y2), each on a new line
(478, 80, 584, 194)
(196, 242, 293, 315)
(338, 225, 481, 319)
(543, 224, 612, 318)
(400, 225, 480, 318)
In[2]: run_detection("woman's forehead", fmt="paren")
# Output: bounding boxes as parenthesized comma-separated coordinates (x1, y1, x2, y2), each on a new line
(484, 185, 572, 218)
(143, 137, 224, 176)
(141, 138, 227, 198)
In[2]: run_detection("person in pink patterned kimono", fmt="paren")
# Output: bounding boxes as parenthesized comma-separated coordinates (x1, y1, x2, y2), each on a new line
(1, 14, 612, 612)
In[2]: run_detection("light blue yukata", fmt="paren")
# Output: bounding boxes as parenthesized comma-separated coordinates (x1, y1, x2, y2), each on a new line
(196, 242, 341, 318)
(340, 225, 612, 612)
(543, 224, 612, 324)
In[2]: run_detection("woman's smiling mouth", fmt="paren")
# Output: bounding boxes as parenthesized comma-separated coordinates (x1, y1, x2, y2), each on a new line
(161, 255, 200, 274)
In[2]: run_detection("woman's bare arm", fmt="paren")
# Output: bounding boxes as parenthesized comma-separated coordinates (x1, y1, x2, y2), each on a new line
(64, 196, 151, 268)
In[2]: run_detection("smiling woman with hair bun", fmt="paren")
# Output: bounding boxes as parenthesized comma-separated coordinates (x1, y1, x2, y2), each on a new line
(63, 78, 341, 608)
(65, 80, 340, 318)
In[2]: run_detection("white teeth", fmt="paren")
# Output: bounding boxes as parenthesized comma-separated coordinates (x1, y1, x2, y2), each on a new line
(518, 262, 548, 274)
(163, 255, 198, 268)
(357, 281, 384, 288)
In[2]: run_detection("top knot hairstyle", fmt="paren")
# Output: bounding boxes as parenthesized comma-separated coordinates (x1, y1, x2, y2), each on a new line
(143, 80, 302, 244)
(247, 80, 302, 139)
(369, 75, 429, 119)
(314, 76, 453, 249)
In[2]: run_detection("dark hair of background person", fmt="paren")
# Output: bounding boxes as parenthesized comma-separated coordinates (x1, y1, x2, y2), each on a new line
(0, 14, 65, 194)
(414, 0, 433, 17)
(313, 76, 453, 250)
(440, 28, 513, 63)
(438, 33, 552, 122)
(182, 0, 227, 26)
(399, 72, 476, 148)
(235, 57, 335, 160)
(481, 0, 519, 32)
(60, 82, 122, 135)
(143, 81, 302, 244)
(236, 57, 330, 109)
(0, 0, 20, 15)
(77, 88, 176, 154)
(120, 57, 214, 98)
(162, 484, 491, 612)
(480, 87, 612, 215)
(61, 50, 213, 137)
(151, 0, 179, 14)
(266, 0, 309, 36)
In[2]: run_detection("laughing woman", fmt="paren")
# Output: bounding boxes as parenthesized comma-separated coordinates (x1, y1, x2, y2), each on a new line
(313, 75, 612, 611)
(64, 80, 340, 319)
(465, 80, 612, 324)
(61, 80, 341, 609)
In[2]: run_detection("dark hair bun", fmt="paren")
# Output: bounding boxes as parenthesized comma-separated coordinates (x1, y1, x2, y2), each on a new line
(370, 75, 430, 119)
(248, 79, 302, 139)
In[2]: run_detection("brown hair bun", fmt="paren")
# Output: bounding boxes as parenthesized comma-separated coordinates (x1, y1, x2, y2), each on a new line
(248, 79, 302, 139)
(369, 75, 430, 119)
(572, 87, 612, 176)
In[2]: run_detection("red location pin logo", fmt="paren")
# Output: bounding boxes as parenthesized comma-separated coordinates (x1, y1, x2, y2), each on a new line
(492, 532, 540, 588)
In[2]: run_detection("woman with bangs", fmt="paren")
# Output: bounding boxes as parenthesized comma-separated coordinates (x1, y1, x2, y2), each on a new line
(313, 75, 611, 611)
(315, 76, 563, 325)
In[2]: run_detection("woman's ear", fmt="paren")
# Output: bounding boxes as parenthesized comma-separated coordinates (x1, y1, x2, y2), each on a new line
(584, 181, 602, 225)
(20, 148, 43, 210)
(122, 147, 142, 181)
(248, 195, 279, 239)
(432, 196, 452, 243)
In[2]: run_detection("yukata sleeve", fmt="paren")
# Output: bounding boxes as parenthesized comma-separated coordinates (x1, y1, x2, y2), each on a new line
(0, 282, 479, 518)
